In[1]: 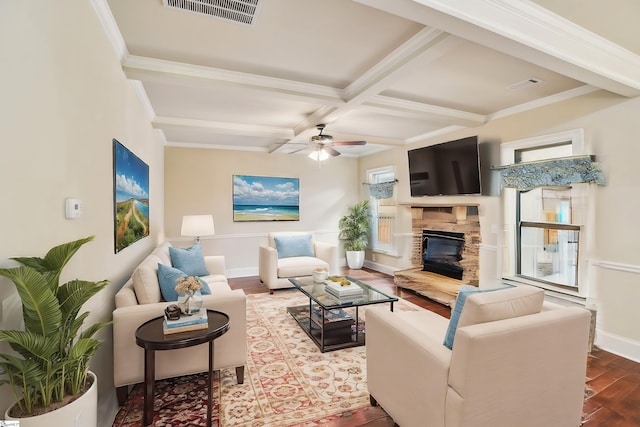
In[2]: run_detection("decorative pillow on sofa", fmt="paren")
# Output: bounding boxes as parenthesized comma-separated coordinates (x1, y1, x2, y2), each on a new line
(274, 234, 314, 259)
(443, 285, 504, 349)
(457, 284, 544, 328)
(132, 254, 163, 305)
(157, 263, 211, 302)
(169, 243, 209, 276)
(443, 284, 544, 350)
(151, 241, 173, 266)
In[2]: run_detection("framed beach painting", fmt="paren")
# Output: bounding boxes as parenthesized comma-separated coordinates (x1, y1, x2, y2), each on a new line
(113, 139, 150, 253)
(233, 175, 300, 221)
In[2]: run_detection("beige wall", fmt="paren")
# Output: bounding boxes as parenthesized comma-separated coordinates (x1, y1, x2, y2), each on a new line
(164, 147, 361, 275)
(0, 1, 165, 423)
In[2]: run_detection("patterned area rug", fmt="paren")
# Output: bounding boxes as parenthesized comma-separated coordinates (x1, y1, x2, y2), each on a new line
(113, 290, 420, 426)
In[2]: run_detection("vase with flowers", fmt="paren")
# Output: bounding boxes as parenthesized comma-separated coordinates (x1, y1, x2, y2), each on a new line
(175, 275, 204, 315)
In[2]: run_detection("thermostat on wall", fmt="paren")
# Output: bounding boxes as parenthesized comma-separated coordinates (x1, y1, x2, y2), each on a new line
(65, 198, 82, 219)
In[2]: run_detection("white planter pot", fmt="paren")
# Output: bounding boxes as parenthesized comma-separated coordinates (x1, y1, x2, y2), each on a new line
(346, 250, 365, 269)
(5, 371, 97, 427)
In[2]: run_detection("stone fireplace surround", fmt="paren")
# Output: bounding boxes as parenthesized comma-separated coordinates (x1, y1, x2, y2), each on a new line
(394, 204, 481, 306)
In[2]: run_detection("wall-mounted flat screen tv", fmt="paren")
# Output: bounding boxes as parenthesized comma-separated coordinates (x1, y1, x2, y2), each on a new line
(408, 136, 481, 197)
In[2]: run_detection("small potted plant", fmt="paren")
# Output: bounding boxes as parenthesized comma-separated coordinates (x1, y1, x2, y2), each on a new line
(338, 200, 370, 269)
(0, 236, 109, 426)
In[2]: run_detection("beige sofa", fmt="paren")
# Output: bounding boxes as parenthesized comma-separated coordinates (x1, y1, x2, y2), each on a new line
(366, 285, 591, 427)
(259, 231, 338, 293)
(112, 243, 246, 404)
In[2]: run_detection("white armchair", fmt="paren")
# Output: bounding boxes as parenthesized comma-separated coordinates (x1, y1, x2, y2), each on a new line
(366, 285, 591, 427)
(259, 231, 338, 293)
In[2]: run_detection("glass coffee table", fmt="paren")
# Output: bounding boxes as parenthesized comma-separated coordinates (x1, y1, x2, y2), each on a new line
(287, 276, 398, 352)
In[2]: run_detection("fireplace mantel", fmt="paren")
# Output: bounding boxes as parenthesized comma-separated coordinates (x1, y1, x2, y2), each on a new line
(394, 203, 481, 306)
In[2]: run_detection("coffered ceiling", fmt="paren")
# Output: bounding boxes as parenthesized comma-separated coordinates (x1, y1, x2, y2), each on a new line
(100, 0, 640, 158)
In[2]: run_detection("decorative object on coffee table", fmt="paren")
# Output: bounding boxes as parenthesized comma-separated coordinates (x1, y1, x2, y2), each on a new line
(312, 267, 328, 282)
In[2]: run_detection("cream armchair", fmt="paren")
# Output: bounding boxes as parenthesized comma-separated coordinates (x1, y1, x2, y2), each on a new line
(113, 243, 246, 405)
(366, 285, 591, 427)
(259, 231, 338, 293)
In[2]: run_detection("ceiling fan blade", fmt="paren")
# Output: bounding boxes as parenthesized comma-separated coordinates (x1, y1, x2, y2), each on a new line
(323, 146, 341, 157)
(287, 145, 310, 154)
(331, 140, 367, 146)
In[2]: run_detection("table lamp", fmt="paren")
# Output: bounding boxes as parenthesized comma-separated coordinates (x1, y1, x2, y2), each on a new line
(181, 215, 215, 243)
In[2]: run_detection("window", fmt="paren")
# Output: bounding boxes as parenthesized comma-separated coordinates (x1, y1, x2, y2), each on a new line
(517, 185, 581, 289)
(367, 167, 397, 255)
(500, 129, 590, 298)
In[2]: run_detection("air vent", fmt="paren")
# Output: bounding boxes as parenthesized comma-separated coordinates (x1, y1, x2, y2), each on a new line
(507, 77, 544, 91)
(163, 0, 261, 26)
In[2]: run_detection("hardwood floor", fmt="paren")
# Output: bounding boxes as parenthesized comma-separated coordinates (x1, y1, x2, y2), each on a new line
(228, 268, 640, 427)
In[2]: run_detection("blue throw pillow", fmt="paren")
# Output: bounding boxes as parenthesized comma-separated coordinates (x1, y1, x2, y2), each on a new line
(169, 243, 209, 276)
(157, 263, 211, 302)
(274, 234, 314, 259)
(443, 285, 504, 350)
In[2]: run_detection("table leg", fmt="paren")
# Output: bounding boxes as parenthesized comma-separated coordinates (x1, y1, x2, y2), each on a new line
(207, 340, 214, 427)
(143, 348, 155, 426)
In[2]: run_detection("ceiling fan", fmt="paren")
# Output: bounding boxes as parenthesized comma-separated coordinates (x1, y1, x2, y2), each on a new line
(308, 124, 367, 157)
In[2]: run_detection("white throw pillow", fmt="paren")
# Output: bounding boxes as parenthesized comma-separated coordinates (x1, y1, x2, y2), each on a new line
(132, 254, 163, 304)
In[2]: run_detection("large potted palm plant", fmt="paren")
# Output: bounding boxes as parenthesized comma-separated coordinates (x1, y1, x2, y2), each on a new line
(338, 200, 370, 269)
(0, 236, 109, 427)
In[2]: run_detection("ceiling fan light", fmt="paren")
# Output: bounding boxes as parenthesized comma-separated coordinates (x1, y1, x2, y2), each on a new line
(308, 149, 329, 161)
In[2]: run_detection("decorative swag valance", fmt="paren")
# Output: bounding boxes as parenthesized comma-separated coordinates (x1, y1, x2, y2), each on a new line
(493, 155, 606, 191)
(366, 179, 398, 199)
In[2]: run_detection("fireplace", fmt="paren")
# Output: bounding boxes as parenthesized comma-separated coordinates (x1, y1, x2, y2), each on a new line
(422, 230, 465, 280)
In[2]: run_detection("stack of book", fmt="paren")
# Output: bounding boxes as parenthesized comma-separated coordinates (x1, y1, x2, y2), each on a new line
(163, 308, 208, 335)
(325, 280, 364, 299)
(310, 307, 353, 331)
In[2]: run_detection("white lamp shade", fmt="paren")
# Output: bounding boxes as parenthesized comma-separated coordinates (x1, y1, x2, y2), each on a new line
(181, 215, 215, 238)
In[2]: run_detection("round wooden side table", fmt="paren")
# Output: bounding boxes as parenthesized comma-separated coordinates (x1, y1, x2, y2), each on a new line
(135, 309, 230, 427)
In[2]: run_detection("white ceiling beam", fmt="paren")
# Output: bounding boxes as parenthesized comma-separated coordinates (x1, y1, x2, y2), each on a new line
(343, 26, 449, 104)
(123, 56, 346, 106)
(356, 0, 640, 97)
(364, 95, 485, 126)
(152, 116, 294, 139)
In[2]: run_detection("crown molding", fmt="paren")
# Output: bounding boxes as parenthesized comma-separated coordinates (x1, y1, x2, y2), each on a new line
(487, 85, 600, 121)
(89, 0, 128, 61)
(164, 141, 268, 152)
(367, 95, 485, 126)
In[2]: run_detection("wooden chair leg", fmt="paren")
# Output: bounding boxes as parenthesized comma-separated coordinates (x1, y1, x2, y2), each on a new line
(236, 366, 245, 384)
(116, 385, 129, 406)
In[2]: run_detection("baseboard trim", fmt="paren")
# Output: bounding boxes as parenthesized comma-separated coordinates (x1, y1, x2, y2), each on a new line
(362, 260, 399, 276)
(227, 267, 258, 279)
(595, 329, 640, 363)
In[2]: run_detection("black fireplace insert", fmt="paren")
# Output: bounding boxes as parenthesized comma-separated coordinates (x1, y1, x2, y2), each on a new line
(422, 230, 465, 280)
